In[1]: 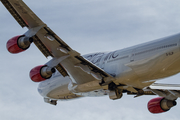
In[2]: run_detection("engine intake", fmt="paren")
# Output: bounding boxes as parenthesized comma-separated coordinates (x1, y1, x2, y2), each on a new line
(6, 35, 33, 54)
(30, 65, 56, 82)
(148, 97, 177, 114)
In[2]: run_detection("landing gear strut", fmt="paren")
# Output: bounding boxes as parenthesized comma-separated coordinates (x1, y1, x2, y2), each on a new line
(108, 82, 123, 100)
(44, 98, 57, 105)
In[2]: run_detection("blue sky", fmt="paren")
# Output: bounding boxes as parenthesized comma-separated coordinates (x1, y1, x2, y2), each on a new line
(1, 0, 180, 120)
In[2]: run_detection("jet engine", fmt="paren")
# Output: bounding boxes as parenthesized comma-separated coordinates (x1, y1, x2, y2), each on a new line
(30, 65, 56, 82)
(148, 97, 177, 114)
(6, 35, 33, 54)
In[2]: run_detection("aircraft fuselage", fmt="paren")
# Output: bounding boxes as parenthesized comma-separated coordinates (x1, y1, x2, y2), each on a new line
(38, 33, 180, 101)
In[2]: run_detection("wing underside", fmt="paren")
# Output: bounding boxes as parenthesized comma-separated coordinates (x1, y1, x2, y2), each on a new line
(1, 0, 44, 28)
(145, 83, 180, 100)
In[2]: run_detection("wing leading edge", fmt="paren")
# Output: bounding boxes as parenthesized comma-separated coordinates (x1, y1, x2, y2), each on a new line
(146, 83, 180, 100)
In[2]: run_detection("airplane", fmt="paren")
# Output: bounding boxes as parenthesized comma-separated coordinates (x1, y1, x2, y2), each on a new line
(1, 0, 180, 114)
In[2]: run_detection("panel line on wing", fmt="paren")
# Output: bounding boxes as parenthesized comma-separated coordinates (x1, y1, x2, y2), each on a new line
(1, 0, 28, 27)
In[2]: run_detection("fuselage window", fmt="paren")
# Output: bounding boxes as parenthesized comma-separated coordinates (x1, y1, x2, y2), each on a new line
(135, 43, 177, 56)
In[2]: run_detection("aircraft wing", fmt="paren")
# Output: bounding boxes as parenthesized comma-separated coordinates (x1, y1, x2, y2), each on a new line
(1, 0, 114, 84)
(150, 83, 180, 90)
(146, 83, 180, 100)
(1, 0, 45, 28)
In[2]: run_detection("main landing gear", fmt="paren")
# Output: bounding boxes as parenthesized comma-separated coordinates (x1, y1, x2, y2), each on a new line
(108, 82, 123, 100)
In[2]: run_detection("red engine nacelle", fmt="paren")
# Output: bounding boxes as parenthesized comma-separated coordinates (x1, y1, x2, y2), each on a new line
(148, 97, 177, 114)
(30, 65, 56, 82)
(6, 35, 33, 54)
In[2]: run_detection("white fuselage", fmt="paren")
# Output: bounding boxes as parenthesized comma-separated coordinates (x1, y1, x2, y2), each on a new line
(38, 33, 180, 101)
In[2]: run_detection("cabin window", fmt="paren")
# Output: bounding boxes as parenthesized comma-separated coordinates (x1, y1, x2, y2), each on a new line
(135, 43, 177, 56)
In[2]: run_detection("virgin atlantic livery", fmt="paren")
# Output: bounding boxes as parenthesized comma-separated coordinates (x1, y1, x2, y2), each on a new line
(2, 0, 180, 114)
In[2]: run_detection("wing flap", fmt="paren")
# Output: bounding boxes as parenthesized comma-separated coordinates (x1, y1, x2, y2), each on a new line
(33, 35, 54, 57)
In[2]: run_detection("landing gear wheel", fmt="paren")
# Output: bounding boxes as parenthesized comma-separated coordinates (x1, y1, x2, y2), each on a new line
(50, 100, 57, 105)
(108, 82, 123, 100)
(109, 89, 123, 100)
